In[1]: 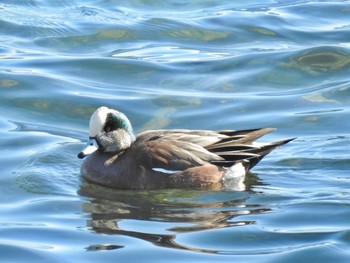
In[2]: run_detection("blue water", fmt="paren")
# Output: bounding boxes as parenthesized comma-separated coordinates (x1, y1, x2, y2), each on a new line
(1, 0, 350, 262)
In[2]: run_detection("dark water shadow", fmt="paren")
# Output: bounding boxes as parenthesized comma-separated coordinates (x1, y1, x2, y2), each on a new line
(79, 173, 270, 254)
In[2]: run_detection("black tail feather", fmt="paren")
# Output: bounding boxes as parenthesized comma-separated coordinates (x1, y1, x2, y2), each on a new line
(210, 136, 296, 170)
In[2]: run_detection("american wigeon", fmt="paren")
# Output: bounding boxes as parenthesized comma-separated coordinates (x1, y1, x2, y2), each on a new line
(78, 107, 294, 189)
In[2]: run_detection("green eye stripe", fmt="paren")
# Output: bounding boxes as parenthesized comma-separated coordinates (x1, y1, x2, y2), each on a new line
(103, 113, 127, 132)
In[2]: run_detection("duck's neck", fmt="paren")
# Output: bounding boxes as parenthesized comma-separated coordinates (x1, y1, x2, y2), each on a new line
(97, 129, 135, 153)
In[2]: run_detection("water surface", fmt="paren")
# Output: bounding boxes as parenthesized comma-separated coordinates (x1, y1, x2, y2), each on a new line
(1, 0, 350, 262)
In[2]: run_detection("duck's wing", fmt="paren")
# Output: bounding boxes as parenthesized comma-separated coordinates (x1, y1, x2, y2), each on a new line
(138, 128, 274, 147)
(135, 137, 224, 172)
(135, 128, 294, 172)
(134, 129, 227, 171)
(137, 129, 226, 148)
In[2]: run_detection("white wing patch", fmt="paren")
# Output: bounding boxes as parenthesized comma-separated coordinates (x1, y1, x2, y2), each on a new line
(152, 167, 182, 174)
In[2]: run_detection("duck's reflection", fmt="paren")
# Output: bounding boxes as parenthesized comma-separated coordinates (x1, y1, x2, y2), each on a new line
(79, 173, 269, 253)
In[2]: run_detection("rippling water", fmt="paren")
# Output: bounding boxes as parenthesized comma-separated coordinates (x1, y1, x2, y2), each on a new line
(1, 0, 350, 262)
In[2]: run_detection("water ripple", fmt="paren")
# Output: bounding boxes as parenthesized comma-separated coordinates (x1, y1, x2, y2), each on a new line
(111, 45, 231, 63)
(1, 1, 350, 262)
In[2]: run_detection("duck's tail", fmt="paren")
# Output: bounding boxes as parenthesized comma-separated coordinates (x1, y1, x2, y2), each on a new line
(242, 137, 296, 171)
(210, 130, 295, 172)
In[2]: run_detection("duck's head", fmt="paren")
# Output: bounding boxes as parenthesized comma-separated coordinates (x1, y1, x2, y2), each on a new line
(78, 107, 136, 159)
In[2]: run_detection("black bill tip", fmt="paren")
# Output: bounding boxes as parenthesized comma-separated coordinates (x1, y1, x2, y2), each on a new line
(77, 152, 86, 159)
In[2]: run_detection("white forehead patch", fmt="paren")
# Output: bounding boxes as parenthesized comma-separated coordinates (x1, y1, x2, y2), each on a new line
(89, 107, 110, 137)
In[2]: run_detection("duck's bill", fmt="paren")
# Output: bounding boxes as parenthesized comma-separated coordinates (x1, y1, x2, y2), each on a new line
(77, 138, 99, 159)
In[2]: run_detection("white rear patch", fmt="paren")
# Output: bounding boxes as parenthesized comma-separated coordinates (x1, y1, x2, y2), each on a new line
(152, 167, 182, 174)
(222, 163, 247, 191)
(225, 163, 246, 178)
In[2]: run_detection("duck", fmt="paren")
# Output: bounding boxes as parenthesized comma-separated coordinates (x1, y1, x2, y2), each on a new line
(78, 106, 294, 190)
